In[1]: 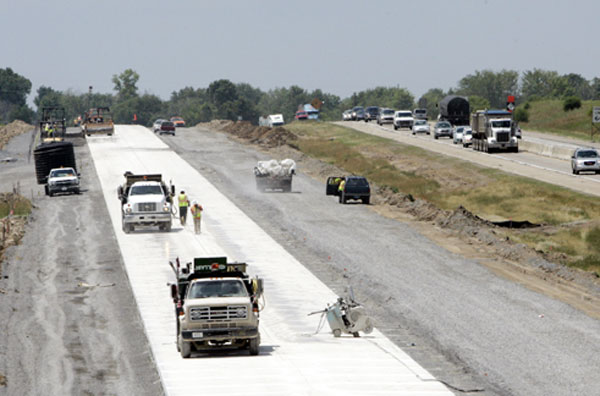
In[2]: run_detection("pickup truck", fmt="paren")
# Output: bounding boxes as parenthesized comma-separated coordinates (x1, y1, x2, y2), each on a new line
(45, 167, 80, 196)
(326, 176, 371, 204)
(169, 256, 264, 358)
(117, 173, 175, 233)
(156, 120, 176, 136)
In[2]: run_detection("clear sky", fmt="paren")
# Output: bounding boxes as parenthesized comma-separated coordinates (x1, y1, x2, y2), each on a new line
(1, 0, 598, 103)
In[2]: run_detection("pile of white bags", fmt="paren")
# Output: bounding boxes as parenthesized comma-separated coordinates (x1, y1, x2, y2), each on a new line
(254, 159, 296, 177)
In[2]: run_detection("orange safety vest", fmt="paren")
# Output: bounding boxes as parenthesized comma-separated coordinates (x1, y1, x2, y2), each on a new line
(192, 205, 203, 219)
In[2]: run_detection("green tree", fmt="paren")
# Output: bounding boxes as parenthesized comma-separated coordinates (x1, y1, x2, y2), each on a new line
(563, 96, 582, 112)
(208, 79, 238, 108)
(456, 69, 519, 108)
(112, 69, 140, 102)
(0, 67, 33, 122)
(418, 88, 446, 119)
(112, 94, 163, 126)
(468, 95, 491, 112)
(521, 69, 561, 101)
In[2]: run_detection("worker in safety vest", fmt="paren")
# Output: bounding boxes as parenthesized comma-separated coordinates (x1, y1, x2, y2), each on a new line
(338, 179, 346, 194)
(190, 201, 203, 234)
(178, 190, 189, 226)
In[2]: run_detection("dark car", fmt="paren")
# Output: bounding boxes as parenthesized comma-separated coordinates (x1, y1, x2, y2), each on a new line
(351, 106, 365, 121)
(157, 120, 176, 136)
(326, 175, 370, 204)
(364, 106, 380, 122)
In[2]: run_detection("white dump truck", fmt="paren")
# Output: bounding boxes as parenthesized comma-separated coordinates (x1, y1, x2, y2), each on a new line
(254, 159, 296, 192)
(471, 110, 518, 153)
(169, 256, 264, 358)
(258, 114, 285, 127)
(117, 173, 175, 233)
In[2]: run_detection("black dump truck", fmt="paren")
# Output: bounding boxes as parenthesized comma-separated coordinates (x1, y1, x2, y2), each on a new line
(438, 95, 470, 126)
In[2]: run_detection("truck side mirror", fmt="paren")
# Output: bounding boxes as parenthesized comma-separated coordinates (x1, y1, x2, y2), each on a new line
(171, 185, 175, 195)
(117, 185, 123, 199)
(170, 284, 178, 301)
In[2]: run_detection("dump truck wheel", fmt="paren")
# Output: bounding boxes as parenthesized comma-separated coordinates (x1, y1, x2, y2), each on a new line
(179, 335, 191, 358)
(249, 337, 260, 356)
(44, 185, 49, 196)
(353, 332, 360, 338)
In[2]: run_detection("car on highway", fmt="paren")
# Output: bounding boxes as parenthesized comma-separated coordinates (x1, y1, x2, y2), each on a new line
(393, 110, 414, 130)
(352, 106, 365, 121)
(433, 121, 453, 139)
(377, 108, 395, 125)
(153, 119, 166, 132)
(571, 148, 600, 175)
(364, 106, 380, 122)
(452, 126, 471, 144)
(462, 128, 473, 147)
(411, 119, 430, 135)
(295, 110, 308, 120)
(342, 110, 353, 121)
(157, 120, 176, 136)
(170, 116, 186, 127)
(413, 108, 428, 120)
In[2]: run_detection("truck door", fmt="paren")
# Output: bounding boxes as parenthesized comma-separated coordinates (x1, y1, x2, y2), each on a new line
(326, 176, 344, 196)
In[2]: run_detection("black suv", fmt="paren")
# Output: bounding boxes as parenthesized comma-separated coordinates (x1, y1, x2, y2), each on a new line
(364, 106, 380, 122)
(326, 176, 370, 204)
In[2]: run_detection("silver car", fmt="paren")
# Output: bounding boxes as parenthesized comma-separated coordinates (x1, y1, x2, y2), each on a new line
(433, 121, 453, 139)
(462, 128, 473, 147)
(571, 148, 600, 175)
(452, 126, 471, 144)
(411, 119, 430, 135)
(377, 108, 395, 125)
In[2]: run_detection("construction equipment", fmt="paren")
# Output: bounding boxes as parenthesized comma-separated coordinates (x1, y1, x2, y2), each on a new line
(168, 256, 264, 358)
(254, 159, 296, 192)
(82, 107, 114, 136)
(309, 288, 373, 337)
(39, 106, 66, 142)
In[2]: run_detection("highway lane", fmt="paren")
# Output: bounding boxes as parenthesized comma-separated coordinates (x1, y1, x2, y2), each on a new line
(87, 125, 452, 396)
(339, 121, 600, 197)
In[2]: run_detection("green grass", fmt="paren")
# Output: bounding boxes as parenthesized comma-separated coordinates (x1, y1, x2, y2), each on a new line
(286, 120, 600, 274)
(0, 194, 32, 217)
(519, 99, 600, 140)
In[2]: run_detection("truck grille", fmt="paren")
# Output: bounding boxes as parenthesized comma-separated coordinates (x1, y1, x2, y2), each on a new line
(497, 132, 510, 143)
(136, 202, 156, 212)
(190, 306, 247, 322)
(55, 180, 76, 186)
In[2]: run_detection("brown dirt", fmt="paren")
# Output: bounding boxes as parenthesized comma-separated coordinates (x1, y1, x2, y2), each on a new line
(0, 120, 33, 150)
(206, 121, 600, 319)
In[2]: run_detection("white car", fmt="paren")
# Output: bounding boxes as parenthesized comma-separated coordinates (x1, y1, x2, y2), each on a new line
(342, 110, 352, 121)
(152, 119, 166, 132)
(462, 128, 473, 147)
(377, 108, 395, 125)
(452, 126, 471, 144)
(393, 110, 414, 130)
(411, 119, 430, 135)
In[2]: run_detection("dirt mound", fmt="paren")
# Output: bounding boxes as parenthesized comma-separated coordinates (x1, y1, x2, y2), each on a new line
(0, 120, 33, 150)
(0, 193, 29, 272)
(206, 120, 297, 148)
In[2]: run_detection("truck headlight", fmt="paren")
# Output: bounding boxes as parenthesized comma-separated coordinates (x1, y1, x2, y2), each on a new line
(163, 205, 170, 212)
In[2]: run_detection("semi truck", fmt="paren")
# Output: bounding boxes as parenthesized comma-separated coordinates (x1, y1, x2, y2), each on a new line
(438, 95, 470, 126)
(117, 172, 175, 233)
(168, 256, 264, 358)
(471, 110, 518, 153)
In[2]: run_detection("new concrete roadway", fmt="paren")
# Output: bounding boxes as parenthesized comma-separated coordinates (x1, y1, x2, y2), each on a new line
(87, 125, 453, 396)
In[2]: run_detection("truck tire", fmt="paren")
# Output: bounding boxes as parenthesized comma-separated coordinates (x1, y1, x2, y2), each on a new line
(179, 335, 191, 358)
(165, 222, 172, 232)
(362, 197, 370, 205)
(394, 125, 398, 130)
(249, 337, 260, 356)
(44, 185, 49, 196)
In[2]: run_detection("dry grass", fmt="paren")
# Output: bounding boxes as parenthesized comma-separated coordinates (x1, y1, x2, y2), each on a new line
(286, 121, 600, 274)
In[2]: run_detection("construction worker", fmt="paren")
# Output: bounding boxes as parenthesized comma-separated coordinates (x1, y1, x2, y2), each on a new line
(190, 201, 203, 234)
(338, 178, 346, 194)
(178, 190, 189, 226)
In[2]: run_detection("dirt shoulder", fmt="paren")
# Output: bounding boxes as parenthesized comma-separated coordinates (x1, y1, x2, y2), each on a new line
(201, 120, 600, 321)
(0, 120, 32, 150)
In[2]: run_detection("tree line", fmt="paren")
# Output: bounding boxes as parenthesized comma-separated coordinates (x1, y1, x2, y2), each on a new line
(1, 67, 599, 126)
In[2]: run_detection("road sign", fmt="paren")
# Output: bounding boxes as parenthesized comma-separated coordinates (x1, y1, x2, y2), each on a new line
(593, 107, 600, 124)
(311, 98, 323, 110)
(507, 102, 515, 112)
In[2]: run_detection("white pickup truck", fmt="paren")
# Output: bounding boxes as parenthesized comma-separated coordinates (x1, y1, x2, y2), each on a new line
(45, 167, 80, 196)
(117, 173, 174, 233)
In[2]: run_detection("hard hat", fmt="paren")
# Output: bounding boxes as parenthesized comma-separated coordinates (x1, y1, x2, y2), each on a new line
(192, 200, 197, 206)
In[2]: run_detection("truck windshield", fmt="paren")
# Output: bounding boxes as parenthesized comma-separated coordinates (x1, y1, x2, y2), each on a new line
(491, 120, 511, 128)
(50, 169, 74, 177)
(130, 185, 163, 195)
(577, 150, 598, 158)
(383, 109, 394, 115)
(189, 280, 248, 298)
(397, 112, 412, 117)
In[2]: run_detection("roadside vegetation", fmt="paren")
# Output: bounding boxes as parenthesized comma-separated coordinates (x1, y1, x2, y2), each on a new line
(517, 99, 600, 140)
(286, 121, 600, 275)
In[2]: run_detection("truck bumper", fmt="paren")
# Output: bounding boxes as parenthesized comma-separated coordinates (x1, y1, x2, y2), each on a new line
(181, 327, 259, 342)
(48, 184, 79, 194)
(123, 212, 171, 225)
(489, 142, 518, 149)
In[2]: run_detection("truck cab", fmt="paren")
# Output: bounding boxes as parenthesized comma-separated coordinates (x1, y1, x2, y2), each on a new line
(471, 110, 518, 153)
(45, 167, 80, 196)
(118, 173, 174, 233)
(170, 257, 263, 358)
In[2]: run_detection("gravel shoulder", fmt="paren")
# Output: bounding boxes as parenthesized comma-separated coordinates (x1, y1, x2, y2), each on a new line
(160, 125, 600, 396)
(0, 130, 163, 395)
